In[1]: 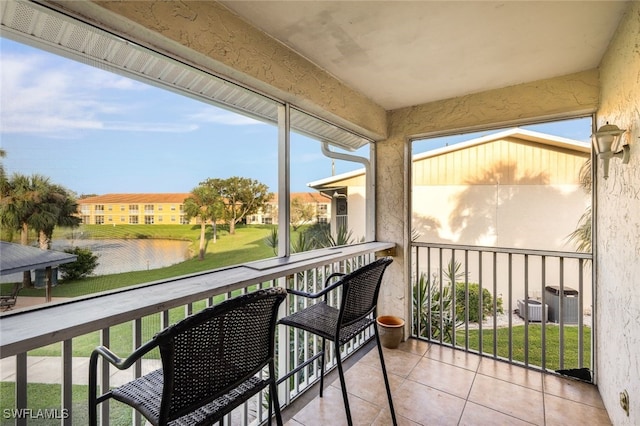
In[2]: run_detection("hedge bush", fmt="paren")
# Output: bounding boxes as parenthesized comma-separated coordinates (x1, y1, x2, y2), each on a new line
(455, 282, 503, 322)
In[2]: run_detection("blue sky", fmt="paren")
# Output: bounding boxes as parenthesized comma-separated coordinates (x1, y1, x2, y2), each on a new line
(1, 37, 592, 196)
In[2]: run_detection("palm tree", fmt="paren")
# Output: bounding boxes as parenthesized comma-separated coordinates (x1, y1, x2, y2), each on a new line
(0, 175, 80, 286)
(1, 174, 52, 286)
(34, 184, 81, 250)
(567, 158, 592, 253)
(183, 185, 224, 260)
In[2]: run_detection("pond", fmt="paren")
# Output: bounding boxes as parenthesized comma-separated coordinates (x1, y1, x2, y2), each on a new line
(0, 239, 192, 283)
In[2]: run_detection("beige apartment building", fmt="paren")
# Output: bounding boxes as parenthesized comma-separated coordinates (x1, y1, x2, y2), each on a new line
(77, 193, 193, 225)
(245, 192, 332, 226)
(78, 192, 331, 227)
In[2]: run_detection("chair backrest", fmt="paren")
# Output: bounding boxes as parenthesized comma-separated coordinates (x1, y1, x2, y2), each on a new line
(337, 257, 393, 328)
(154, 287, 287, 422)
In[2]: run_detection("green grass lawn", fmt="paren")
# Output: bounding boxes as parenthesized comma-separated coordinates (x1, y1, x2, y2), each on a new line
(455, 324, 591, 371)
(0, 382, 131, 426)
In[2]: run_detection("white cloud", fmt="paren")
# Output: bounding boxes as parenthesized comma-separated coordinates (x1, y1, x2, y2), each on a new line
(101, 122, 199, 132)
(0, 47, 194, 136)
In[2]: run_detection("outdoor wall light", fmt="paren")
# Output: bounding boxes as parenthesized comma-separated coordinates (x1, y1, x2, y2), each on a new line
(592, 122, 629, 179)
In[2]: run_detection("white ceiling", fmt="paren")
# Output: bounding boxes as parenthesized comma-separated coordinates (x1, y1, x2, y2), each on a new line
(221, 1, 629, 111)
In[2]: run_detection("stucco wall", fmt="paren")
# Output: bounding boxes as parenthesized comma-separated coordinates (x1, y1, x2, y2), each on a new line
(595, 2, 640, 424)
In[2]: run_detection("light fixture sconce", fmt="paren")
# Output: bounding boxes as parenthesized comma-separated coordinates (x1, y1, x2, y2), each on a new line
(592, 122, 630, 179)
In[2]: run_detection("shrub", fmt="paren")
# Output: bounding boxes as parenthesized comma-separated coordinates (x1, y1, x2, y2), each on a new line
(58, 247, 99, 281)
(455, 282, 503, 322)
(413, 272, 461, 343)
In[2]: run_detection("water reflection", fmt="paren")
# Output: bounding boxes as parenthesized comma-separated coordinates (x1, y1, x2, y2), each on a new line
(0, 239, 191, 283)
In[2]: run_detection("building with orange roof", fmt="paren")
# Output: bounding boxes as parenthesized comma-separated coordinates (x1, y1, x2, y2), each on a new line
(245, 192, 332, 226)
(77, 193, 194, 225)
(77, 192, 332, 227)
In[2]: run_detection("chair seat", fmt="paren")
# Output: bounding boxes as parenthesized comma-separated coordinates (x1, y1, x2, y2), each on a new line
(279, 301, 374, 345)
(112, 369, 268, 426)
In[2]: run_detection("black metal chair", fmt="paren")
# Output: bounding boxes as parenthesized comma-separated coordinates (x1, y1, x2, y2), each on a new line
(89, 287, 287, 426)
(279, 257, 397, 426)
(0, 282, 21, 311)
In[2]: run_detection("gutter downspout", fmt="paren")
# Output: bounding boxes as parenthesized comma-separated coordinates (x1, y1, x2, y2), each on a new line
(321, 142, 375, 242)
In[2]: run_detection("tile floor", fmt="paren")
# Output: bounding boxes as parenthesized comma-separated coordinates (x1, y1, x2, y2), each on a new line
(283, 339, 611, 426)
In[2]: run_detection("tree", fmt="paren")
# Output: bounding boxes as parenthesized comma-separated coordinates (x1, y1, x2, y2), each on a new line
(203, 177, 272, 235)
(1, 174, 50, 287)
(290, 197, 315, 231)
(567, 158, 592, 253)
(183, 185, 224, 260)
(59, 247, 99, 281)
(0, 174, 80, 286)
(34, 184, 81, 250)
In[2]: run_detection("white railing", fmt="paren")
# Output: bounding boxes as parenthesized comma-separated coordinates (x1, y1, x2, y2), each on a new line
(411, 242, 593, 377)
(0, 242, 393, 425)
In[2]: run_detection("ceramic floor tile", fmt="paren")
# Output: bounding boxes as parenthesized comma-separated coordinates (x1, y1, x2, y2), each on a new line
(544, 393, 612, 426)
(459, 401, 536, 426)
(291, 385, 381, 426)
(477, 358, 543, 391)
(282, 341, 610, 426)
(393, 379, 466, 425)
(424, 344, 481, 371)
(408, 356, 476, 399)
(359, 346, 423, 378)
(395, 338, 430, 357)
(371, 407, 421, 426)
(329, 359, 405, 408)
(468, 374, 544, 425)
(543, 374, 606, 408)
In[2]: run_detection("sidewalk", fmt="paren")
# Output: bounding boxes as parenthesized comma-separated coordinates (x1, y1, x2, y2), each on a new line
(0, 355, 161, 386)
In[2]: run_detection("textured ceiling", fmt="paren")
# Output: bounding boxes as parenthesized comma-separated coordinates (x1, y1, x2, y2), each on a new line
(221, 1, 629, 110)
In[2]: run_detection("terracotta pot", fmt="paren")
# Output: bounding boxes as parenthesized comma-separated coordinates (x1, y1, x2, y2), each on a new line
(376, 315, 405, 349)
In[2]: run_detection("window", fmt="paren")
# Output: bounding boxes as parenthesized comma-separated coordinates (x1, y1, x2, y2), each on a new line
(0, 6, 371, 305)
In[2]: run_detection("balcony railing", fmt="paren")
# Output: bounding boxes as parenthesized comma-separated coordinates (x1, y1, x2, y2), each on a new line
(411, 242, 593, 377)
(0, 242, 393, 425)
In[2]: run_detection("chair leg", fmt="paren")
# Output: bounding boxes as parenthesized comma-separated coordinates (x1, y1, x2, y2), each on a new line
(374, 327, 398, 426)
(335, 341, 354, 426)
(88, 352, 99, 426)
(269, 362, 283, 426)
(319, 338, 326, 397)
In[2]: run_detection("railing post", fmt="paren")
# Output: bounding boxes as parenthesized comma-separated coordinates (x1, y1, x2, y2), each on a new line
(61, 339, 72, 425)
(277, 276, 290, 407)
(99, 329, 109, 426)
(15, 352, 27, 426)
